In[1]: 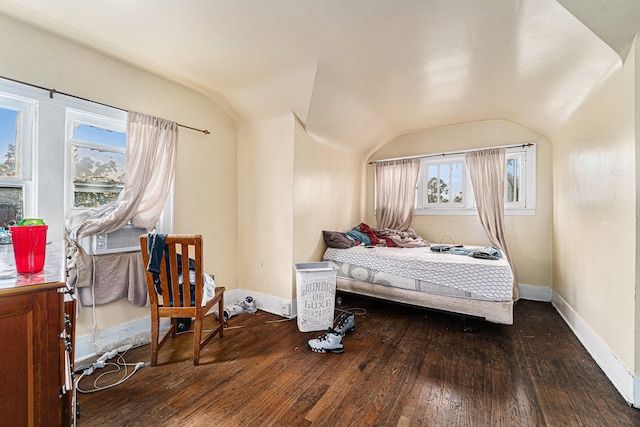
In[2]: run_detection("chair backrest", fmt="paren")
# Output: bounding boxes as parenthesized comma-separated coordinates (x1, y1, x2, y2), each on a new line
(140, 234, 204, 309)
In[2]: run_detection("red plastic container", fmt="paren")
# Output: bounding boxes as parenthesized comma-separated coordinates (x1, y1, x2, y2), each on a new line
(9, 225, 48, 273)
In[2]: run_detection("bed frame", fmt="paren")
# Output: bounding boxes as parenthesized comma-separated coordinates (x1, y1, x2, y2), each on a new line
(336, 276, 514, 325)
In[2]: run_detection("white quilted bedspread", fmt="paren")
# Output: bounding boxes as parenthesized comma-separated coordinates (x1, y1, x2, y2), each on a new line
(323, 246, 514, 301)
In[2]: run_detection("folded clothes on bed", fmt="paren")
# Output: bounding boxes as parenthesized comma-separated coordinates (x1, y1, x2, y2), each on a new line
(468, 246, 503, 260)
(430, 244, 464, 253)
(430, 244, 503, 260)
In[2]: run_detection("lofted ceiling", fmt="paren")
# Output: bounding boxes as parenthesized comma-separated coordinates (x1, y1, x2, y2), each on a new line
(0, 0, 637, 152)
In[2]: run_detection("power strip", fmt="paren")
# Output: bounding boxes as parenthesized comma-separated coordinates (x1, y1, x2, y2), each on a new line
(82, 346, 131, 374)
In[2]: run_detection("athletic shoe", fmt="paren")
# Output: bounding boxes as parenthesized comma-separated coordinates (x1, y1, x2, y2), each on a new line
(238, 296, 257, 314)
(213, 304, 244, 321)
(333, 312, 355, 336)
(307, 328, 344, 354)
(176, 317, 192, 333)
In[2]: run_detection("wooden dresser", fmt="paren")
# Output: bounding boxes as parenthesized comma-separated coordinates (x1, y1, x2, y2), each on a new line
(0, 241, 75, 427)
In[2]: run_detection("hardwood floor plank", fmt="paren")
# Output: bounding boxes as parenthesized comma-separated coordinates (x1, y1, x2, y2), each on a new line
(76, 297, 640, 426)
(361, 323, 426, 426)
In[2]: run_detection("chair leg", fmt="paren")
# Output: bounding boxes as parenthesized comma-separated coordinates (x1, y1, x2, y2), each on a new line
(193, 315, 202, 366)
(218, 295, 224, 337)
(171, 319, 178, 338)
(192, 294, 225, 365)
(150, 313, 160, 367)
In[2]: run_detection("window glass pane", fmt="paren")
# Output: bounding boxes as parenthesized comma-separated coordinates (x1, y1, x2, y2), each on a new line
(0, 107, 19, 180)
(72, 145, 125, 208)
(427, 165, 438, 203)
(73, 123, 126, 148)
(74, 186, 122, 209)
(439, 164, 450, 202)
(507, 157, 520, 203)
(423, 162, 465, 206)
(0, 187, 22, 226)
(451, 162, 463, 202)
(427, 164, 438, 204)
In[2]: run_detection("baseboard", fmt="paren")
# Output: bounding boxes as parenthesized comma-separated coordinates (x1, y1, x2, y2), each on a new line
(74, 316, 155, 364)
(76, 286, 558, 368)
(552, 292, 635, 407)
(226, 288, 297, 319)
(75, 289, 296, 363)
(518, 283, 553, 302)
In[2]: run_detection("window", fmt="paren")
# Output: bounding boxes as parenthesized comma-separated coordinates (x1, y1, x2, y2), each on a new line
(0, 93, 35, 226)
(413, 144, 536, 215)
(506, 151, 524, 207)
(416, 159, 469, 208)
(0, 78, 174, 237)
(66, 110, 126, 210)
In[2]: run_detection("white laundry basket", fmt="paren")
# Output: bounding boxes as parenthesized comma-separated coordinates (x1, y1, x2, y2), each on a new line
(294, 262, 338, 332)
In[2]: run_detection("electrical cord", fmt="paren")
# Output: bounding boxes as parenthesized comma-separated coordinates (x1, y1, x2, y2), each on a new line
(439, 234, 456, 245)
(265, 318, 294, 324)
(76, 350, 149, 394)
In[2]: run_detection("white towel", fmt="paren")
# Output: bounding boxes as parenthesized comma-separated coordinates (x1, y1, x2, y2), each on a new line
(178, 270, 217, 306)
(202, 273, 217, 306)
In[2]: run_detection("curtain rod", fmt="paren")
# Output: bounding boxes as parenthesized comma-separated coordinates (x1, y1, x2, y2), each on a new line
(369, 142, 534, 164)
(0, 75, 211, 135)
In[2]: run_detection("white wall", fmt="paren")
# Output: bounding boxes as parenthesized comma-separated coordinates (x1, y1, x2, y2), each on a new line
(236, 113, 364, 305)
(237, 114, 296, 301)
(554, 39, 636, 380)
(0, 13, 238, 345)
(365, 120, 553, 291)
(293, 118, 363, 273)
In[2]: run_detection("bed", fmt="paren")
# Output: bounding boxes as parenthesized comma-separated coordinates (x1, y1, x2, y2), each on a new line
(322, 243, 515, 325)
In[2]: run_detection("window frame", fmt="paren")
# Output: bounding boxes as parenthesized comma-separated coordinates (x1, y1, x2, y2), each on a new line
(0, 89, 36, 222)
(415, 157, 472, 210)
(410, 144, 536, 216)
(63, 107, 174, 234)
(504, 151, 529, 209)
(65, 108, 127, 213)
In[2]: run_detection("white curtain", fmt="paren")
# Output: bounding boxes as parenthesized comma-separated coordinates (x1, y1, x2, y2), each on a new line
(375, 158, 421, 230)
(67, 111, 178, 240)
(465, 148, 519, 300)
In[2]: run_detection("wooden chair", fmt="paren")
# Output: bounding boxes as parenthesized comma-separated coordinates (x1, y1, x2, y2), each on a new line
(140, 234, 225, 366)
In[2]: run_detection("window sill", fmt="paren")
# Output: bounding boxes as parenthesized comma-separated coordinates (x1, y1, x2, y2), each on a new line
(412, 208, 536, 216)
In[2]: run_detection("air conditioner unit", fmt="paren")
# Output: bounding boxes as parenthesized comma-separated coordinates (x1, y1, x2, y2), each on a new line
(80, 224, 147, 255)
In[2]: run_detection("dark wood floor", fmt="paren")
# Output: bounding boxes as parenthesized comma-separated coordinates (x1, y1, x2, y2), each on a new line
(76, 295, 640, 426)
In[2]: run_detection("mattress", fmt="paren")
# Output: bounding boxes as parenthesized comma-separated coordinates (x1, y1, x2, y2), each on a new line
(323, 246, 514, 302)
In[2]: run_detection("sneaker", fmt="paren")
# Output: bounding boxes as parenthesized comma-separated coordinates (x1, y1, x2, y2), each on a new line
(307, 328, 344, 354)
(333, 312, 355, 336)
(238, 296, 257, 314)
(176, 317, 192, 333)
(217, 304, 243, 321)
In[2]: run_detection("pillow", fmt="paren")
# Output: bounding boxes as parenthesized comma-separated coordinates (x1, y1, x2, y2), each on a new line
(322, 230, 355, 249)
